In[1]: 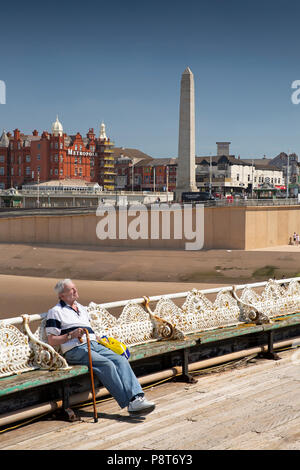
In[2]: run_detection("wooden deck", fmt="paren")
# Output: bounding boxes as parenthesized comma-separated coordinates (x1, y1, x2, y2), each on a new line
(0, 347, 299, 450)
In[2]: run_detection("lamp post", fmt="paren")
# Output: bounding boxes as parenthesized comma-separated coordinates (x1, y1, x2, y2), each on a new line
(37, 171, 40, 208)
(166, 165, 169, 203)
(286, 151, 290, 199)
(209, 152, 212, 197)
(251, 159, 254, 199)
(131, 158, 137, 192)
(131, 162, 134, 192)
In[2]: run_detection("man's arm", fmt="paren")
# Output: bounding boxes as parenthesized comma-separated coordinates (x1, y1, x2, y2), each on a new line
(47, 328, 84, 347)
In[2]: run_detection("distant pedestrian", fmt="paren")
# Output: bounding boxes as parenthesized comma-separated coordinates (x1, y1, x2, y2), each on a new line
(293, 232, 297, 245)
(296, 234, 300, 246)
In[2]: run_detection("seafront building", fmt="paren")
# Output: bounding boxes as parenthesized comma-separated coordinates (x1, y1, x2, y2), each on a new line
(0, 123, 298, 196)
(0, 118, 116, 191)
(113, 143, 293, 197)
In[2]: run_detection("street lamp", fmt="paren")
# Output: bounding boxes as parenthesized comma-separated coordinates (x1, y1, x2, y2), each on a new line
(37, 171, 40, 208)
(251, 159, 254, 199)
(209, 152, 212, 197)
(131, 158, 137, 192)
(286, 151, 290, 199)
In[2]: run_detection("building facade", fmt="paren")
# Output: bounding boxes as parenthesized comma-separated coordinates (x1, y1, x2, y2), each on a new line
(0, 118, 116, 191)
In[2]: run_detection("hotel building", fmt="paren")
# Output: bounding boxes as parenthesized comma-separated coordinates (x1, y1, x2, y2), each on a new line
(0, 118, 116, 191)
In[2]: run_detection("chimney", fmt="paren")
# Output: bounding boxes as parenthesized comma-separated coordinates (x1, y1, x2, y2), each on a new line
(216, 142, 231, 156)
(14, 129, 20, 140)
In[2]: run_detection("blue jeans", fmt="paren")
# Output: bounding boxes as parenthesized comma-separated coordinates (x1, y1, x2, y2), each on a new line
(64, 341, 143, 409)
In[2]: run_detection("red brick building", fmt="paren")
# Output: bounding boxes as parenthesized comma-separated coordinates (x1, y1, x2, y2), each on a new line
(0, 118, 116, 190)
(114, 154, 177, 192)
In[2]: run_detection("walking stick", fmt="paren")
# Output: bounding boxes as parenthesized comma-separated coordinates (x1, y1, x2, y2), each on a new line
(80, 328, 98, 423)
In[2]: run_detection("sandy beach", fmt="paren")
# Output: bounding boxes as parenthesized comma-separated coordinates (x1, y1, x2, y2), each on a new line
(1, 242, 300, 319)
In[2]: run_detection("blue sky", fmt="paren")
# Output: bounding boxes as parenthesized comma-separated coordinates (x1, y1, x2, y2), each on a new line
(1, 0, 300, 159)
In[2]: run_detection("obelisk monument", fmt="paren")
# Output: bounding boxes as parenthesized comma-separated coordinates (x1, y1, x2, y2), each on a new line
(176, 67, 197, 201)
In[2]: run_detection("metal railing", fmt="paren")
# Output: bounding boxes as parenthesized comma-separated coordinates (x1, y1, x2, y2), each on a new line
(1, 276, 297, 326)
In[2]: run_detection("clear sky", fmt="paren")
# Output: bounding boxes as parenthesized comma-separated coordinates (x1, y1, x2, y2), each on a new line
(1, 0, 300, 159)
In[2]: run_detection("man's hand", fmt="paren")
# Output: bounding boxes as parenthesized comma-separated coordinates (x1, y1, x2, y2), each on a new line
(47, 328, 85, 347)
(71, 328, 84, 339)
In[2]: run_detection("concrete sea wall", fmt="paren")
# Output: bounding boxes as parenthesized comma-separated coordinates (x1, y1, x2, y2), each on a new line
(0, 205, 300, 249)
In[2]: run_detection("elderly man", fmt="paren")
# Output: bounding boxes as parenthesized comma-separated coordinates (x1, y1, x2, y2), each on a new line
(46, 279, 155, 416)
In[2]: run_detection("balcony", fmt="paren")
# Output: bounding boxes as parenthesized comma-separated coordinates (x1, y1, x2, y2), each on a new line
(104, 179, 115, 184)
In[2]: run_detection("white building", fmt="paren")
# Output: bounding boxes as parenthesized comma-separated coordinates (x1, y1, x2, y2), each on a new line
(196, 143, 284, 195)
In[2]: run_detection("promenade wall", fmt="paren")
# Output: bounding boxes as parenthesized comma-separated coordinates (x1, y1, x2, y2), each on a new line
(0, 205, 299, 249)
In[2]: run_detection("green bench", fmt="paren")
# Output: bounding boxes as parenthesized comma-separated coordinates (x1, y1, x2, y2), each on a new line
(1, 278, 300, 425)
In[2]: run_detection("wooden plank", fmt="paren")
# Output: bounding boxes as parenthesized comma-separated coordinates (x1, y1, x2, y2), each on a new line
(0, 365, 88, 396)
(1, 350, 300, 450)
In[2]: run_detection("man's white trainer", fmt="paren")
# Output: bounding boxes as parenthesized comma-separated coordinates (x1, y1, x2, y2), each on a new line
(128, 396, 155, 415)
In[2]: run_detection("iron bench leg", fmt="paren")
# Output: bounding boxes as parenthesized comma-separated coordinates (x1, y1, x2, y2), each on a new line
(60, 380, 80, 422)
(258, 331, 281, 361)
(176, 348, 198, 383)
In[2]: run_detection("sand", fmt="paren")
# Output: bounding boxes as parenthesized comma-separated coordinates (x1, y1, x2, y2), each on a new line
(1, 242, 300, 319)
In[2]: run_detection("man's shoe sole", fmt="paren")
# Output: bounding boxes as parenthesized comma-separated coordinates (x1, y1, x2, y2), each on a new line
(128, 404, 155, 416)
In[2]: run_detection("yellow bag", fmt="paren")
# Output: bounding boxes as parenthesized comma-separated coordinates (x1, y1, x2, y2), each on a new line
(98, 336, 130, 359)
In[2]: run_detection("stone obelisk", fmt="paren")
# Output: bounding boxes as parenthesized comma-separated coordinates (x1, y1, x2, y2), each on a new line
(176, 67, 197, 201)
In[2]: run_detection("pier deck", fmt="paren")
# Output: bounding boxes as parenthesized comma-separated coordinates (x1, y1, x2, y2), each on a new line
(1, 348, 299, 450)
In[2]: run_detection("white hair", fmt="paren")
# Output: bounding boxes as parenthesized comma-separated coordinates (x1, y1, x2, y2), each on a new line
(54, 279, 72, 295)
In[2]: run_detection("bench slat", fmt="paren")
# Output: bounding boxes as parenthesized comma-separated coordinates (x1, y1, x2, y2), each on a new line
(0, 365, 88, 397)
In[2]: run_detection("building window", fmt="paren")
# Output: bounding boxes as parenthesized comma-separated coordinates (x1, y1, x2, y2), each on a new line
(26, 155, 31, 162)
(37, 154, 40, 160)
(0, 167, 4, 175)
(26, 167, 31, 175)
(54, 169, 58, 175)
(0, 156, 4, 163)
(11, 168, 14, 175)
